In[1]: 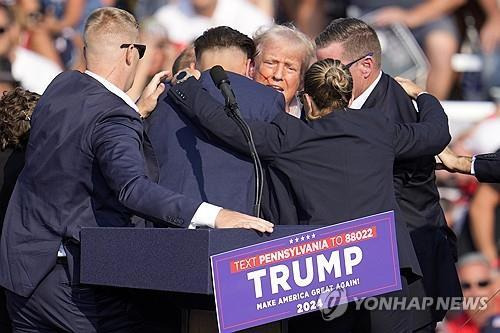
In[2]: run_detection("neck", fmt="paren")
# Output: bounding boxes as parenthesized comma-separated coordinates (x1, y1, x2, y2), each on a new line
(354, 69, 381, 100)
(87, 64, 128, 91)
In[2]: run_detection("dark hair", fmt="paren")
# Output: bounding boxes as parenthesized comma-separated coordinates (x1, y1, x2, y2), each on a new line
(0, 87, 40, 150)
(315, 18, 381, 68)
(304, 58, 352, 119)
(172, 44, 195, 74)
(194, 26, 256, 61)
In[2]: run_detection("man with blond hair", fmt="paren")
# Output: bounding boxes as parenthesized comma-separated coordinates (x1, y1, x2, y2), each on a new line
(0, 7, 272, 331)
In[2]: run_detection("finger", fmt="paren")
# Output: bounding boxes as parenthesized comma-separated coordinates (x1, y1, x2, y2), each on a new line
(151, 82, 165, 100)
(150, 71, 170, 85)
(247, 221, 268, 233)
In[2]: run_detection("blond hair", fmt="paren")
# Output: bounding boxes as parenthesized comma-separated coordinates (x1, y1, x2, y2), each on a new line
(304, 58, 352, 120)
(83, 7, 139, 51)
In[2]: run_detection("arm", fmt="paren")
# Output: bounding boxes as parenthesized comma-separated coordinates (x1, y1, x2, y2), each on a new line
(469, 183, 499, 264)
(479, 0, 500, 54)
(92, 110, 274, 232)
(393, 93, 451, 159)
(374, 0, 465, 29)
(475, 153, 500, 183)
(92, 111, 202, 228)
(168, 77, 287, 161)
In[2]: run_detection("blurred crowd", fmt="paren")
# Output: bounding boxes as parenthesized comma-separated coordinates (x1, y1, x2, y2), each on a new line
(0, 0, 499, 331)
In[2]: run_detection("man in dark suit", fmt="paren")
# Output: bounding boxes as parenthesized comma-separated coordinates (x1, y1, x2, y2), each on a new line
(315, 18, 461, 331)
(146, 26, 283, 216)
(168, 62, 450, 332)
(0, 9, 272, 332)
(438, 147, 500, 183)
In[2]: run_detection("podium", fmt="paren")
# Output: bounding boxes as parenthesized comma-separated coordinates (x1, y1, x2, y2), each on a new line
(80, 226, 320, 332)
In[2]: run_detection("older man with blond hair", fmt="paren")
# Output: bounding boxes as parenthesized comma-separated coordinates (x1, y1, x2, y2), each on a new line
(0, 7, 273, 332)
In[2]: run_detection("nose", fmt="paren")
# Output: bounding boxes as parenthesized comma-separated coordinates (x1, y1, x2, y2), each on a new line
(272, 63, 285, 81)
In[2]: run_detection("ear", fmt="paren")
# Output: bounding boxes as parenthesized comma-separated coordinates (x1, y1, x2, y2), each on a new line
(244, 58, 252, 78)
(360, 57, 374, 79)
(249, 60, 256, 79)
(125, 45, 135, 66)
(303, 93, 314, 113)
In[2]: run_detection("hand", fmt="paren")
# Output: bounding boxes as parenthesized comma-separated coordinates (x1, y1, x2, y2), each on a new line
(437, 147, 472, 174)
(395, 77, 424, 99)
(214, 209, 274, 233)
(480, 16, 500, 54)
(136, 70, 170, 118)
(172, 68, 201, 85)
(373, 7, 414, 28)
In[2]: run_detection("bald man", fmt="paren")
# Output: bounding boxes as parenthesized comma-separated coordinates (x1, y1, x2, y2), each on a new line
(0, 8, 272, 332)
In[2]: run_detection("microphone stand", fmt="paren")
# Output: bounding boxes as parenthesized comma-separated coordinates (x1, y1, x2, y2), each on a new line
(224, 101, 264, 218)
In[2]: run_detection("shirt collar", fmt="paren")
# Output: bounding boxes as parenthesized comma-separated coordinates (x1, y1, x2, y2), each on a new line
(349, 71, 382, 109)
(84, 70, 139, 113)
(287, 96, 302, 118)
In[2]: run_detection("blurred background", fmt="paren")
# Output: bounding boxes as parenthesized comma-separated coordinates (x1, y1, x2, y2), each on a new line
(0, 0, 498, 331)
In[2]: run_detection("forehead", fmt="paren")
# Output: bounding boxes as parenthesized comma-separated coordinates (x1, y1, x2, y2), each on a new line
(258, 39, 303, 65)
(316, 42, 346, 61)
(459, 263, 490, 278)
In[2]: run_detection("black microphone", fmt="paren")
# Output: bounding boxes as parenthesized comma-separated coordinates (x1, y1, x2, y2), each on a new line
(210, 65, 238, 111)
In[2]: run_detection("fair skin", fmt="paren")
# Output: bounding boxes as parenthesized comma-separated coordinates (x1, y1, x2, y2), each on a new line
(372, 0, 465, 99)
(196, 47, 251, 76)
(316, 42, 379, 102)
(86, 27, 273, 233)
(252, 38, 303, 112)
(479, 0, 500, 54)
(458, 262, 496, 326)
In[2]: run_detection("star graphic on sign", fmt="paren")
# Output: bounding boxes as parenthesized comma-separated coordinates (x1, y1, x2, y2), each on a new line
(295, 237, 299, 243)
(289, 239, 294, 244)
(311, 233, 316, 239)
(301, 236, 305, 241)
(306, 234, 310, 240)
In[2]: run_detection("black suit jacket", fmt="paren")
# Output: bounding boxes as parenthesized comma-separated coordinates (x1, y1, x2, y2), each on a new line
(0, 71, 203, 297)
(169, 77, 451, 280)
(475, 150, 500, 183)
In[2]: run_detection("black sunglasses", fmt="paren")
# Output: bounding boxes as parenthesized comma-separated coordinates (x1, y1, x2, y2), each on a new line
(345, 52, 374, 69)
(461, 279, 491, 290)
(120, 43, 147, 59)
(0, 26, 7, 35)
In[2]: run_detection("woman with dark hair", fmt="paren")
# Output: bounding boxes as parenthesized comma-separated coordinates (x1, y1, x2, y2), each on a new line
(0, 87, 39, 331)
(169, 59, 451, 332)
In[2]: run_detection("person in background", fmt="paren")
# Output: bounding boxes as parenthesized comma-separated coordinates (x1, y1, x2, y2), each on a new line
(154, 0, 272, 49)
(251, 24, 315, 118)
(478, 0, 500, 101)
(350, 0, 465, 100)
(0, 4, 61, 94)
(0, 57, 18, 94)
(0, 87, 40, 333)
(445, 253, 500, 333)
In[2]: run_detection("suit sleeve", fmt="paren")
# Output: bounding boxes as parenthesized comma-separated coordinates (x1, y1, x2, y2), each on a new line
(168, 77, 291, 161)
(475, 153, 500, 183)
(92, 109, 202, 228)
(393, 94, 451, 159)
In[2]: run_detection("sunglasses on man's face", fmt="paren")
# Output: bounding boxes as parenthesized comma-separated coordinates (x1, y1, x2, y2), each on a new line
(345, 52, 374, 69)
(120, 43, 147, 59)
(461, 279, 491, 290)
(0, 26, 8, 35)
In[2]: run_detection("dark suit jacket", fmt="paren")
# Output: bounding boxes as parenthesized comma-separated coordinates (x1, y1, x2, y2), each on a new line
(0, 71, 202, 297)
(363, 73, 461, 322)
(145, 72, 283, 215)
(475, 150, 500, 183)
(169, 77, 451, 280)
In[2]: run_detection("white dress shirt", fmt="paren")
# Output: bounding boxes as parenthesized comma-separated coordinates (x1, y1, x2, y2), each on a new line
(349, 71, 383, 109)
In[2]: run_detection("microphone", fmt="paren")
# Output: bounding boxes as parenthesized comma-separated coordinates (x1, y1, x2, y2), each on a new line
(210, 65, 238, 111)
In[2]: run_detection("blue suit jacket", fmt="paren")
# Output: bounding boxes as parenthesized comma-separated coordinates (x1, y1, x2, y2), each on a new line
(0, 71, 202, 297)
(145, 72, 284, 215)
(475, 150, 500, 183)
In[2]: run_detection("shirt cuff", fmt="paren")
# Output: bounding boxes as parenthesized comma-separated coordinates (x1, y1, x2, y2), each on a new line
(471, 156, 476, 175)
(417, 91, 429, 97)
(189, 202, 222, 229)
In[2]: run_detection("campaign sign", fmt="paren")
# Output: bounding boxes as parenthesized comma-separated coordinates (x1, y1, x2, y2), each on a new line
(211, 211, 401, 332)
